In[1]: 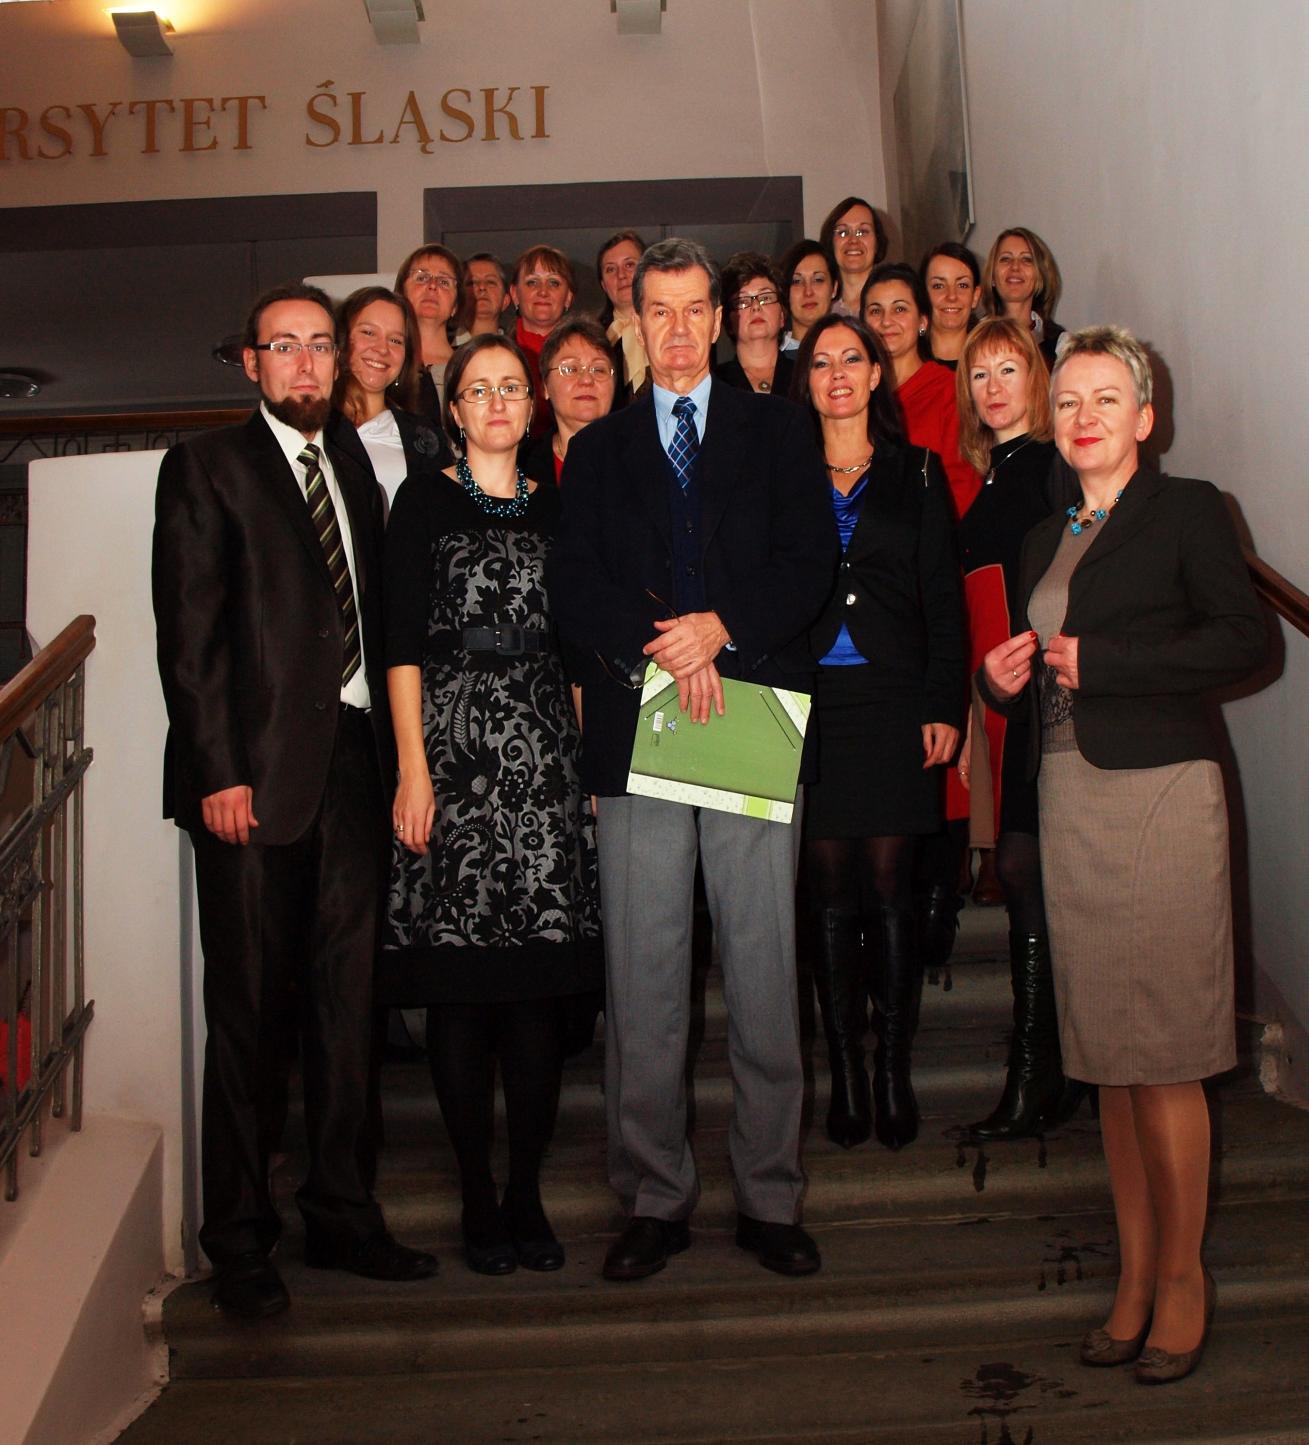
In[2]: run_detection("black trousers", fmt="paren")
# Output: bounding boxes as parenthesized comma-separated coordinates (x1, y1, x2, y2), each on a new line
(192, 707, 387, 1266)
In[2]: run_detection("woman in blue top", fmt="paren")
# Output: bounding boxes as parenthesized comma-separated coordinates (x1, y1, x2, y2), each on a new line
(792, 314, 966, 1151)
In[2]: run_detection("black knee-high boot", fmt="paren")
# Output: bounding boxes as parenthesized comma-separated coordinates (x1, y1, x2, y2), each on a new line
(812, 907, 872, 1149)
(870, 904, 922, 1150)
(916, 882, 962, 976)
(968, 931, 1066, 1141)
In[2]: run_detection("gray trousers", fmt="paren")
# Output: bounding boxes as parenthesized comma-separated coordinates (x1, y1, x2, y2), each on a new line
(597, 793, 805, 1223)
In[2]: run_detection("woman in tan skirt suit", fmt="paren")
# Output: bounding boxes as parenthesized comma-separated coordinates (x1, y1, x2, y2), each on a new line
(980, 326, 1265, 1384)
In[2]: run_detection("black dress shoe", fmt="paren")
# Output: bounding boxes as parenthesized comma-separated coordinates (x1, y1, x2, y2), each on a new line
(503, 1189, 564, 1271)
(212, 1252, 290, 1319)
(602, 1216, 691, 1281)
(304, 1230, 438, 1281)
(735, 1215, 821, 1277)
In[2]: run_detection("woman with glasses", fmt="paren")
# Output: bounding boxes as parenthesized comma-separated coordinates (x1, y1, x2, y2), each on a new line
(717, 251, 794, 396)
(820, 196, 889, 318)
(396, 243, 471, 421)
(596, 229, 649, 408)
(330, 286, 451, 510)
(384, 334, 600, 1277)
(779, 239, 839, 354)
(520, 316, 617, 486)
(793, 313, 964, 1153)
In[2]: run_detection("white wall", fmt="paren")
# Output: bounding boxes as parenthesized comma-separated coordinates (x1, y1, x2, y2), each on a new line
(879, 0, 1309, 1063)
(0, 0, 885, 263)
(26, 452, 189, 1270)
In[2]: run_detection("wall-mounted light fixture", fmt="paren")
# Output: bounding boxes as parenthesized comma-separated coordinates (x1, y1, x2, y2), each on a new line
(363, 0, 423, 45)
(0, 372, 42, 401)
(109, 8, 174, 56)
(611, 0, 665, 35)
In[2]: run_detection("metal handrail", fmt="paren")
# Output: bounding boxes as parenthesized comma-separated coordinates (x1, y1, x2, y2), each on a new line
(1, 615, 97, 1201)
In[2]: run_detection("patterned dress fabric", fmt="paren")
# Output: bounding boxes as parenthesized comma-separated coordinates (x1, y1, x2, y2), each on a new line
(381, 474, 600, 1004)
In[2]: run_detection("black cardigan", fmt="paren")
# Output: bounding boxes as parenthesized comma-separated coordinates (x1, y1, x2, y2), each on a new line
(982, 470, 1266, 773)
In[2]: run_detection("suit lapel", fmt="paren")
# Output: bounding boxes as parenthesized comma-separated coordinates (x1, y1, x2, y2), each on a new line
(1070, 468, 1162, 577)
(620, 394, 674, 549)
(246, 411, 335, 585)
(697, 381, 748, 543)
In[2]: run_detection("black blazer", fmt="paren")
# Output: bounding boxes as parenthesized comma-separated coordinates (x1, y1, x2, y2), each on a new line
(153, 409, 393, 843)
(548, 381, 839, 795)
(518, 432, 559, 489)
(985, 470, 1265, 773)
(327, 404, 452, 489)
(810, 443, 966, 728)
(716, 351, 796, 400)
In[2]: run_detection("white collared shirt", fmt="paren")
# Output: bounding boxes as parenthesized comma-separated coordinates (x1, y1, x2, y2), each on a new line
(261, 402, 371, 710)
(652, 371, 713, 454)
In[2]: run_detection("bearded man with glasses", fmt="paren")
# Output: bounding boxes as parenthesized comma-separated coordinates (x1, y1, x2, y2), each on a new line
(153, 281, 437, 1321)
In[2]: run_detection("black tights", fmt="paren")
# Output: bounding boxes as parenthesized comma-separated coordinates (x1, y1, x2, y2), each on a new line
(425, 997, 564, 1236)
(806, 834, 914, 913)
(994, 829, 1047, 937)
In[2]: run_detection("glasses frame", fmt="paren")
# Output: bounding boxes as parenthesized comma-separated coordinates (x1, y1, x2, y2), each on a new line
(251, 341, 337, 358)
(456, 382, 534, 405)
(544, 362, 616, 380)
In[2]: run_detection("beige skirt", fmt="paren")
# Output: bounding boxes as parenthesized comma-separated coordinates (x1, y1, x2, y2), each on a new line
(1038, 750, 1237, 1086)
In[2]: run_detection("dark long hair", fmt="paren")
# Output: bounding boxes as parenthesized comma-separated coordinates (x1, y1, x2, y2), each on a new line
(819, 196, 889, 269)
(332, 286, 422, 419)
(790, 313, 904, 449)
(862, 262, 933, 364)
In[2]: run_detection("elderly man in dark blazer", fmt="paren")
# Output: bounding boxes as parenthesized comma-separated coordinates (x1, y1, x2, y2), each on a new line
(153, 282, 435, 1319)
(549, 238, 837, 1281)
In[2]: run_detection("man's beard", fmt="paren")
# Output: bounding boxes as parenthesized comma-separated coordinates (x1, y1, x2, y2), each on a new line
(265, 391, 331, 434)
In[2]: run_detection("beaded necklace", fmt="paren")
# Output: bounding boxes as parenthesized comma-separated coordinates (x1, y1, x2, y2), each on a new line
(457, 453, 529, 518)
(1066, 489, 1123, 536)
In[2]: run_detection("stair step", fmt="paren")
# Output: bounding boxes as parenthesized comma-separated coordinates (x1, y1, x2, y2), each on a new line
(153, 1194, 1309, 1382)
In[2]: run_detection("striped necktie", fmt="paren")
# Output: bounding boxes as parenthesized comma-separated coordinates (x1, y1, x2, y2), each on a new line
(668, 396, 700, 491)
(298, 443, 361, 686)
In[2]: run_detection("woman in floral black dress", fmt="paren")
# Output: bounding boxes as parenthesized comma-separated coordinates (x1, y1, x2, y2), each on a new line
(385, 334, 600, 1276)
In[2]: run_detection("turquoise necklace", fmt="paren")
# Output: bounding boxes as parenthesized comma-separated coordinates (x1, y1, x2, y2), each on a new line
(1067, 489, 1123, 536)
(457, 453, 529, 518)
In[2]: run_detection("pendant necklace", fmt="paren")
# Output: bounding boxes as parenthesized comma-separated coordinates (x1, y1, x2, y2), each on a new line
(985, 435, 1034, 485)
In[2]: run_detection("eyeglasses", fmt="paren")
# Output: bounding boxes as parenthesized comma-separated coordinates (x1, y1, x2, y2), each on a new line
(833, 226, 875, 242)
(409, 270, 457, 291)
(545, 361, 615, 380)
(457, 382, 532, 404)
(252, 341, 336, 358)
(731, 290, 780, 312)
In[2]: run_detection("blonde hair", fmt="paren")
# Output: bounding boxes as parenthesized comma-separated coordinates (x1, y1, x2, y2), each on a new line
(983, 227, 1061, 324)
(1050, 324, 1153, 408)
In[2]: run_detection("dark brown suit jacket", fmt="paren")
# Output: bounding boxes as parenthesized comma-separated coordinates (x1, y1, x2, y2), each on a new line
(153, 408, 393, 843)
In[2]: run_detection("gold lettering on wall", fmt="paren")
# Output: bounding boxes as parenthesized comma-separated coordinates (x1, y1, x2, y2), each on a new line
(0, 84, 551, 161)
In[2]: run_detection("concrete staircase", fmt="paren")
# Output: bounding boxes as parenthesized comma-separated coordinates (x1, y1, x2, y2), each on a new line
(121, 907, 1309, 1443)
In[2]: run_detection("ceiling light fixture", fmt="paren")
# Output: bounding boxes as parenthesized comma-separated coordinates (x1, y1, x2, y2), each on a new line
(611, 0, 665, 35)
(362, 0, 423, 45)
(109, 8, 174, 56)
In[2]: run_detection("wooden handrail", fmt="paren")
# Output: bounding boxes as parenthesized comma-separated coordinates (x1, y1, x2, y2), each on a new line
(0, 408, 246, 438)
(0, 616, 97, 739)
(1245, 549, 1309, 640)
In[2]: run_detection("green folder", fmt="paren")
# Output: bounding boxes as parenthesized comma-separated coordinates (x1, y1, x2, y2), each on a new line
(626, 663, 811, 822)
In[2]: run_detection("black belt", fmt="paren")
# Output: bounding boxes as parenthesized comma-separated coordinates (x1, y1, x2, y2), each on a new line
(432, 626, 551, 657)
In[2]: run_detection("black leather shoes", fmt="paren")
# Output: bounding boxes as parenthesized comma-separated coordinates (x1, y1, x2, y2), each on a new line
(735, 1215, 821, 1277)
(212, 1252, 290, 1319)
(602, 1216, 691, 1281)
(304, 1229, 438, 1281)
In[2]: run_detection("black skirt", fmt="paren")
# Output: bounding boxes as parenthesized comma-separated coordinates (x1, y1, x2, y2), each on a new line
(806, 663, 942, 838)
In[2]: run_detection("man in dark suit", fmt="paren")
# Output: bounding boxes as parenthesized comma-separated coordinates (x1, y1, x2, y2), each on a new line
(153, 282, 436, 1318)
(549, 239, 837, 1281)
